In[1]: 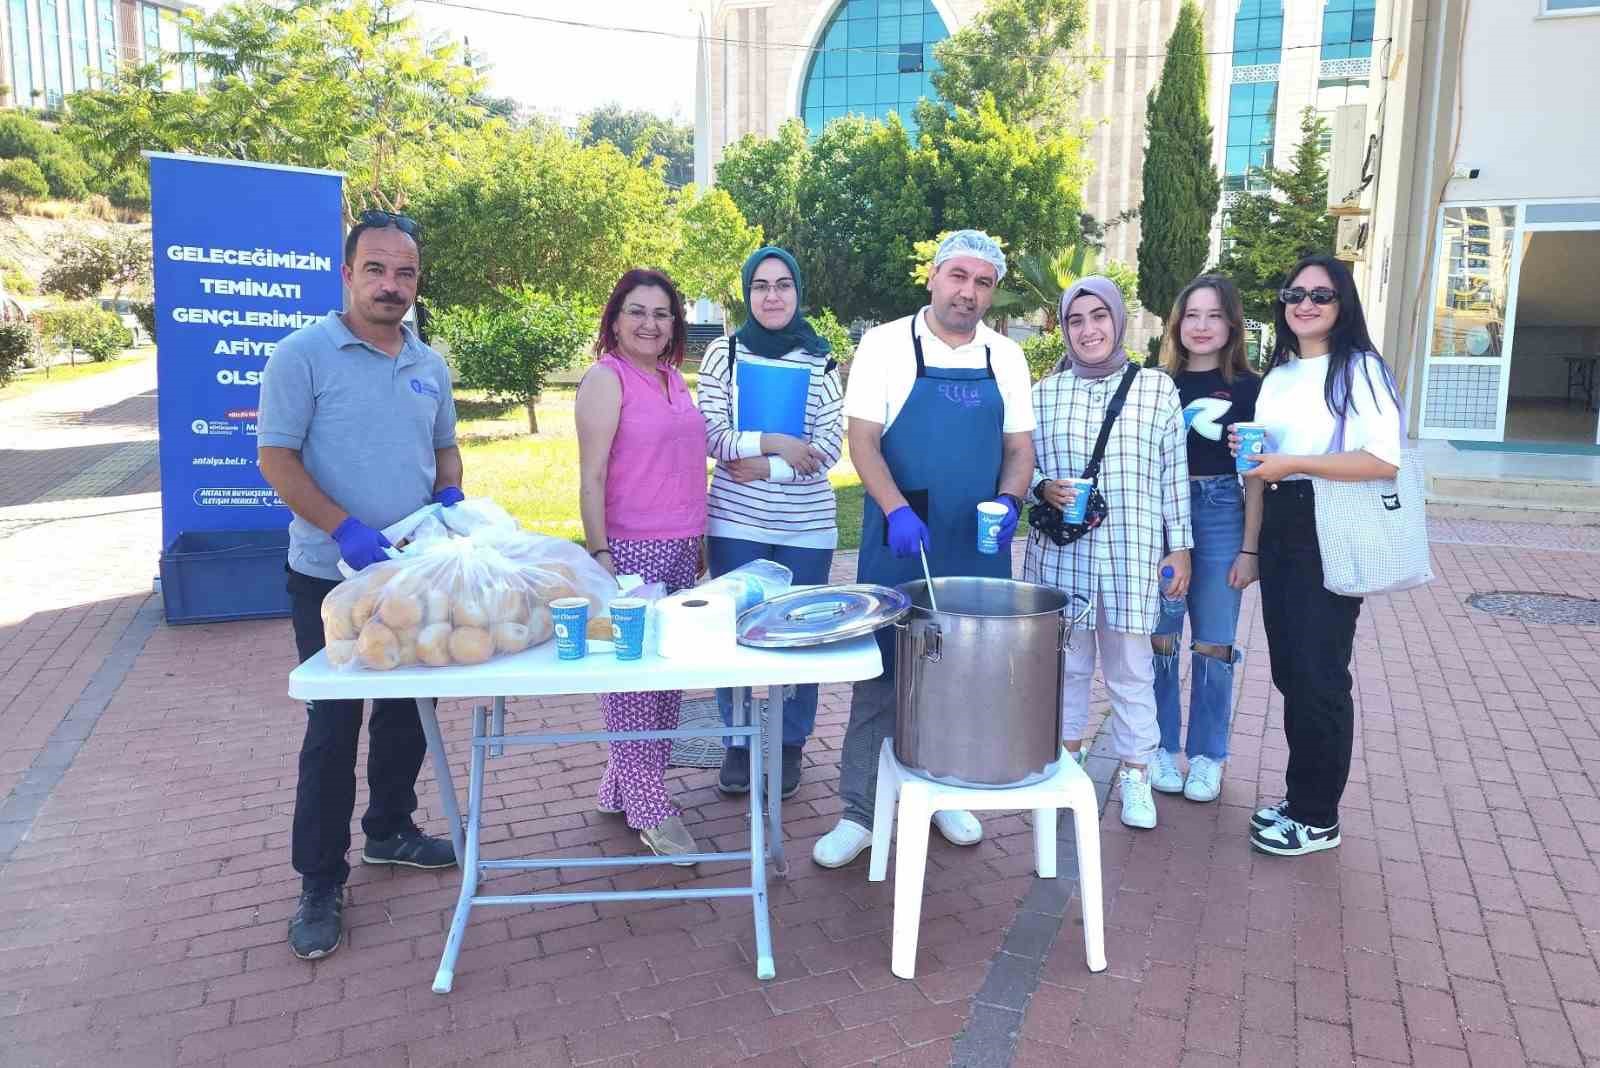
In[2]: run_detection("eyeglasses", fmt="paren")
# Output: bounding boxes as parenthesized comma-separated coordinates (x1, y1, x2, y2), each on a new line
(1279, 286, 1338, 306)
(749, 279, 796, 296)
(358, 209, 419, 236)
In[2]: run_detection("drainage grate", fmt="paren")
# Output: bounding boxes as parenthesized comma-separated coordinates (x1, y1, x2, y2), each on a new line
(1467, 592, 1600, 626)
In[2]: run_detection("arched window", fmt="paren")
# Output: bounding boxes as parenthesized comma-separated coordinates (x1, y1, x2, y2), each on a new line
(1223, 0, 1284, 192)
(800, 0, 950, 139)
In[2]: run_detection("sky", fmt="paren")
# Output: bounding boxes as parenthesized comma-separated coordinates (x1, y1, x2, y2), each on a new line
(195, 0, 700, 125)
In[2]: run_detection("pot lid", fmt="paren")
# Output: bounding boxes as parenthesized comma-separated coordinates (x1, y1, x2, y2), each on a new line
(737, 584, 911, 648)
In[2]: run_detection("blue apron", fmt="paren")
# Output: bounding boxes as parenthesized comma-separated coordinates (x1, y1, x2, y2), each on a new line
(858, 315, 1013, 595)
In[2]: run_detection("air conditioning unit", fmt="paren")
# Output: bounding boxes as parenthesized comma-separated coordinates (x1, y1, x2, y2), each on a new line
(1335, 216, 1369, 262)
(1327, 103, 1370, 216)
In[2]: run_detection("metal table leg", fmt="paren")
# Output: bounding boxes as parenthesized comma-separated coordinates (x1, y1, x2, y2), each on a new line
(767, 684, 786, 875)
(434, 705, 488, 993)
(415, 698, 465, 863)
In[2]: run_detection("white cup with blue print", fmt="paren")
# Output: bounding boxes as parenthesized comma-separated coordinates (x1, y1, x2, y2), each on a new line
(976, 502, 1008, 554)
(550, 597, 589, 660)
(1061, 477, 1094, 524)
(1234, 422, 1270, 473)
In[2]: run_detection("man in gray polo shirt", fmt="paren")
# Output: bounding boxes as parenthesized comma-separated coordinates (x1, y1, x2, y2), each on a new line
(258, 213, 462, 961)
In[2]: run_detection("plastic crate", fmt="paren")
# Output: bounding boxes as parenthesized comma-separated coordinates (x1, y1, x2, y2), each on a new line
(159, 529, 292, 625)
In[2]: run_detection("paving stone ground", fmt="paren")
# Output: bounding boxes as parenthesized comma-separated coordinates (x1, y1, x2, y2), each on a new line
(3, 364, 1600, 1067)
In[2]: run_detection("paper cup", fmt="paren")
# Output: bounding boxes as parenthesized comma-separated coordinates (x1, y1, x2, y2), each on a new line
(550, 597, 589, 661)
(1235, 422, 1269, 473)
(976, 501, 1008, 555)
(1061, 478, 1094, 524)
(609, 597, 648, 661)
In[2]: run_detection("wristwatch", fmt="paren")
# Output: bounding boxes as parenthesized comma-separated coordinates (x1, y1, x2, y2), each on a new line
(1033, 480, 1053, 502)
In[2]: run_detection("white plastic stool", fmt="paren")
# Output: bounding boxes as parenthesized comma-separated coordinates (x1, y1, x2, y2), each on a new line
(868, 739, 1107, 979)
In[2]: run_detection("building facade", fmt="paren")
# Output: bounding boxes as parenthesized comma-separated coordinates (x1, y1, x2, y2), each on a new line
(1, 0, 198, 111)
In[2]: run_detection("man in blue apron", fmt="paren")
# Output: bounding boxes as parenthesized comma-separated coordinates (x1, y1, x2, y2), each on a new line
(814, 230, 1038, 868)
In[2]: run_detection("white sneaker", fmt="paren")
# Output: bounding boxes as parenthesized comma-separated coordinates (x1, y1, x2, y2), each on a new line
(1065, 746, 1088, 768)
(812, 819, 872, 869)
(932, 809, 983, 846)
(1184, 755, 1223, 802)
(1149, 749, 1184, 794)
(1118, 767, 1157, 830)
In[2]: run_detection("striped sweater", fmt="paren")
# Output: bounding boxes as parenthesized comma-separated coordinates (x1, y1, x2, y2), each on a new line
(698, 336, 845, 550)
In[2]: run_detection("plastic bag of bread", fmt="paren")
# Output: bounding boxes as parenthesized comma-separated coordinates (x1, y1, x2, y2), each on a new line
(321, 535, 558, 672)
(490, 530, 626, 637)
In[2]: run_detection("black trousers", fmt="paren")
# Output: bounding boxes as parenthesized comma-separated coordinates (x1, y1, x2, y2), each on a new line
(287, 568, 427, 890)
(1258, 481, 1363, 829)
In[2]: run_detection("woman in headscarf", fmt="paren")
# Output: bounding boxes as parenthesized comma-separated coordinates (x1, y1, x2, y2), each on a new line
(697, 247, 845, 800)
(1023, 277, 1192, 831)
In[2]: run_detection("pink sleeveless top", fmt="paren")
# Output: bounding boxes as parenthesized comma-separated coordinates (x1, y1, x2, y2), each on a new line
(597, 353, 708, 541)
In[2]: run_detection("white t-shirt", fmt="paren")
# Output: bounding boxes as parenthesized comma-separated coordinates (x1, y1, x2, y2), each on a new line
(844, 309, 1036, 435)
(1254, 352, 1402, 477)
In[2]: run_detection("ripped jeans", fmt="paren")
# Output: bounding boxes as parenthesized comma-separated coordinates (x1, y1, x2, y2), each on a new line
(1153, 475, 1244, 760)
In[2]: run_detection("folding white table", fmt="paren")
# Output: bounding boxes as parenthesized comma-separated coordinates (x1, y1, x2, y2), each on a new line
(288, 635, 882, 992)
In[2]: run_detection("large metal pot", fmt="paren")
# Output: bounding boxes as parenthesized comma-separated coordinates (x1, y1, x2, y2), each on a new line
(894, 577, 1086, 788)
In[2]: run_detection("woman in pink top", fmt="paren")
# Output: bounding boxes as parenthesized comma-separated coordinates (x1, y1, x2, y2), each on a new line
(576, 269, 709, 861)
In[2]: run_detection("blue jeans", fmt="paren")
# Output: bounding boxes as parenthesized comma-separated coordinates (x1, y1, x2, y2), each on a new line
(706, 536, 834, 749)
(1154, 475, 1245, 760)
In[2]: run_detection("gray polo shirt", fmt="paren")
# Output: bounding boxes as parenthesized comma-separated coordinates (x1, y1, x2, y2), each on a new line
(258, 311, 457, 580)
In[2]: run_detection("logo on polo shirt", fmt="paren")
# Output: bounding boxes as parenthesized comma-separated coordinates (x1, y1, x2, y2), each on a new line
(409, 377, 441, 399)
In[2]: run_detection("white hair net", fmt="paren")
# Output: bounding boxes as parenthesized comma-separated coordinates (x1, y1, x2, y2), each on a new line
(932, 229, 1007, 282)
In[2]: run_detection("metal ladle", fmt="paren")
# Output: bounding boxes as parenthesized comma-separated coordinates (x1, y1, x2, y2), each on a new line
(918, 543, 939, 612)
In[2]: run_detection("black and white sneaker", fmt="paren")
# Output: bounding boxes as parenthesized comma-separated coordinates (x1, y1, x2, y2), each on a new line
(361, 827, 456, 869)
(1250, 816, 1340, 856)
(1250, 799, 1290, 831)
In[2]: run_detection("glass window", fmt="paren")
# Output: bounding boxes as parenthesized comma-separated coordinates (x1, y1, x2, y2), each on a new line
(41, 0, 65, 107)
(1544, 0, 1600, 11)
(141, 3, 161, 66)
(1322, 0, 1376, 60)
(801, 0, 949, 136)
(1428, 206, 1517, 360)
(8, 0, 34, 106)
(1231, 0, 1282, 66)
(68, 0, 90, 91)
(97, 0, 117, 75)
(1223, 74, 1277, 191)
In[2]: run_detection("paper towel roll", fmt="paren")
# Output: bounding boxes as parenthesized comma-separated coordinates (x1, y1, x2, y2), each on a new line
(654, 590, 738, 659)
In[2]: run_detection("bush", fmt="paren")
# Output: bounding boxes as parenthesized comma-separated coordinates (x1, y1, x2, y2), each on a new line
(0, 256, 33, 296)
(433, 288, 594, 434)
(37, 151, 89, 200)
(41, 231, 151, 300)
(37, 302, 133, 364)
(1022, 331, 1065, 382)
(810, 307, 855, 371)
(0, 158, 49, 207)
(0, 113, 56, 160)
(0, 320, 34, 386)
(131, 300, 157, 343)
(103, 167, 149, 210)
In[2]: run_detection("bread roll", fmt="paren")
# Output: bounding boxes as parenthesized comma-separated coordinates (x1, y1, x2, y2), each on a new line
(356, 621, 400, 671)
(351, 590, 382, 632)
(394, 627, 419, 666)
(491, 622, 532, 654)
(423, 589, 451, 626)
(379, 591, 424, 629)
(452, 592, 490, 628)
(526, 603, 554, 646)
(326, 639, 356, 666)
(449, 626, 494, 665)
(487, 585, 528, 624)
(417, 623, 453, 667)
(321, 596, 357, 642)
(587, 615, 612, 640)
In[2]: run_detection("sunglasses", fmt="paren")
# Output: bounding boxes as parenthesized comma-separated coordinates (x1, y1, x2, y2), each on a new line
(1279, 286, 1338, 306)
(358, 209, 419, 236)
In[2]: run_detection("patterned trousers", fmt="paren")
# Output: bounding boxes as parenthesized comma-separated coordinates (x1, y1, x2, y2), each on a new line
(596, 536, 701, 830)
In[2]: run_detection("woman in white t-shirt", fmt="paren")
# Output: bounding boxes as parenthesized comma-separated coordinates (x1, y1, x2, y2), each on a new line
(1231, 254, 1401, 858)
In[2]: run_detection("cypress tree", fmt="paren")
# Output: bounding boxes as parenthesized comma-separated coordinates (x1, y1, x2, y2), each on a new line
(1137, 0, 1221, 322)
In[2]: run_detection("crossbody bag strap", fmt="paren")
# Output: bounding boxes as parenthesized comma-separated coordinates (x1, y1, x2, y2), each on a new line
(1080, 364, 1140, 482)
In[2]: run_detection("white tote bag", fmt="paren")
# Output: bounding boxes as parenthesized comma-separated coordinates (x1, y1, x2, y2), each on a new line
(1310, 448, 1434, 597)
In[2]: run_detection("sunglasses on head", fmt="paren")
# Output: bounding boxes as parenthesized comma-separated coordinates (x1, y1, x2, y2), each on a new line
(1279, 286, 1338, 306)
(358, 209, 419, 236)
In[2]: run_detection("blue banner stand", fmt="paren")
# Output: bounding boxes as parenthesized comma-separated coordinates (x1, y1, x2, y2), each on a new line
(146, 153, 344, 624)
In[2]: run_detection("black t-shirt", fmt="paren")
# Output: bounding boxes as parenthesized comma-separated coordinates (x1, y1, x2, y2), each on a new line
(1174, 368, 1261, 477)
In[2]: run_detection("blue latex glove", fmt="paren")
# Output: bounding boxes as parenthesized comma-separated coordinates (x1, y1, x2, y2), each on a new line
(432, 486, 465, 507)
(987, 495, 1020, 545)
(333, 517, 393, 571)
(886, 505, 930, 559)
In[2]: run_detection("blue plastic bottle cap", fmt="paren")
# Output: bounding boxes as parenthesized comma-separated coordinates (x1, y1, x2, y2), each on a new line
(1161, 566, 1174, 578)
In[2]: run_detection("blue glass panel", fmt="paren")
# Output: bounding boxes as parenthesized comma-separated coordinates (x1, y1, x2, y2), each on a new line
(849, 0, 877, 17)
(1229, 85, 1252, 116)
(1323, 10, 1354, 43)
(1327, 0, 1354, 9)
(41, 0, 65, 106)
(852, 77, 877, 106)
(1252, 115, 1274, 145)
(877, 73, 899, 102)
(1323, 42, 1351, 59)
(805, 107, 823, 132)
(1234, 20, 1258, 50)
(924, 13, 944, 40)
(898, 14, 918, 43)
(8, 0, 34, 102)
(805, 79, 823, 110)
(849, 49, 875, 77)
(1259, 17, 1283, 48)
(1353, 10, 1376, 40)
(825, 78, 846, 107)
(1225, 146, 1249, 175)
(879, 0, 902, 15)
(849, 18, 877, 46)
(878, 16, 898, 45)
(824, 105, 847, 123)
(824, 49, 845, 77)
(826, 22, 846, 49)
(878, 49, 899, 74)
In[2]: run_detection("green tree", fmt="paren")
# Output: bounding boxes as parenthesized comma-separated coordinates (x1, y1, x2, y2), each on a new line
(810, 307, 856, 369)
(666, 185, 761, 307)
(410, 128, 675, 314)
(930, 0, 1095, 131)
(1218, 108, 1338, 321)
(794, 114, 931, 322)
(0, 158, 48, 208)
(579, 104, 694, 188)
(0, 321, 35, 386)
(37, 303, 133, 365)
(433, 288, 593, 433)
(714, 119, 809, 255)
(1137, 0, 1220, 322)
(41, 232, 152, 301)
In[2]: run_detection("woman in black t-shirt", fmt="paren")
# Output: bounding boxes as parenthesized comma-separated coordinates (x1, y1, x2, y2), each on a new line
(1147, 275, 1261, 805)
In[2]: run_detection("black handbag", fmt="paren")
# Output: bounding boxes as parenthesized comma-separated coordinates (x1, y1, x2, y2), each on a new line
(1029, 364, 1139, 547)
